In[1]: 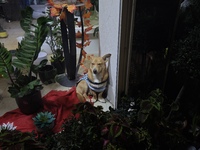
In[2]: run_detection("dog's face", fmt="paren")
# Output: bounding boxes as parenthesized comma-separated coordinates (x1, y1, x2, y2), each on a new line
(90, 56, 107, 75)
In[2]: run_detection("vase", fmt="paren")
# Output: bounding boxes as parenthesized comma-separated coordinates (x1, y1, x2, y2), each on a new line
(39, 65, 57, 85)
(15, 90, 43, 115)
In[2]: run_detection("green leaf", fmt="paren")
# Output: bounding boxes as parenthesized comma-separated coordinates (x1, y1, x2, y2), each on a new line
(0, 43, 14, 79)
(114, 126, 123, 138)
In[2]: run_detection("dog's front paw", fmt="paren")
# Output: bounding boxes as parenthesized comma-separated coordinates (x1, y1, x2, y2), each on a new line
(90, 97, 97, 103)
(98, 98, 106, 103)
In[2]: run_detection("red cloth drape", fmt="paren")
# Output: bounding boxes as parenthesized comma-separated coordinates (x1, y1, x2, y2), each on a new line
(0, 86, 80, 133)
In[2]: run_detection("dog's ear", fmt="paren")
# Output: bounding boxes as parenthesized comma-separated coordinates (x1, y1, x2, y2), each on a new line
(88, 55, 94, 61)
(102, 53, 111, 60)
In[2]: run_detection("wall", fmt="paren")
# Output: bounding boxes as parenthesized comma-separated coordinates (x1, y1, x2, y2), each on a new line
(99, 0, 122, 108)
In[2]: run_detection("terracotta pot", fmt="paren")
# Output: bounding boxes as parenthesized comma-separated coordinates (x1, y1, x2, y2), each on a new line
(15, 90, 43, 115)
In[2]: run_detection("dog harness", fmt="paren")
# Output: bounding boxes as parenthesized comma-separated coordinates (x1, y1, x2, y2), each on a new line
(77, 74, 108, 100)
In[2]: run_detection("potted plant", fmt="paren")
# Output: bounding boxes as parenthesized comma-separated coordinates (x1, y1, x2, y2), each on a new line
(32, 111, 56, 133)
(36, 59, 57, 85)
(45, 10, 65, 75)
(50, 48, 65, 74)
(0, 7, 49, 115)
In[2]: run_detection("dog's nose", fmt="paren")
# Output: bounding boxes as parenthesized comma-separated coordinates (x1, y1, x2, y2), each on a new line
(93, 69, 97, 74)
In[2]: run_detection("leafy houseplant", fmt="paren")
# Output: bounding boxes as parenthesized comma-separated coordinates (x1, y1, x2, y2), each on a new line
(45, 89, 199, 149)
(32, 111, 56, 133)
(47, 102, 151, 149)
(0, 7, 49, 114)
(39, 64, 57, 85)
(0, 122, 45, 149)
(35, 59, 57, 85)
(45, 11, 65, 74)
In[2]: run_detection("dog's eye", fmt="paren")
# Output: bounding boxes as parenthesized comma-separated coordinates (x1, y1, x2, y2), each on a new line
(92, 63, 95, 65)
(98, 63, 101, 66)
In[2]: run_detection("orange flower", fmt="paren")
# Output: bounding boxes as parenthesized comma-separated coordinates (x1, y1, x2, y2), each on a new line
(84, 19, 91, 26)
(50, 7, 60, 17)
(47, 0, 54, 6)
(83, 12, 91, 19)
(53, 4, 63, 9)
(82, 49, 87, 58)
(85, 1, 93, 9)
(84, 41, 91, 47)
(60, 11, 66, 20)
(76, 42, 83, 48)
(85, 26, 93, 32)
(67, 4, 77, 13)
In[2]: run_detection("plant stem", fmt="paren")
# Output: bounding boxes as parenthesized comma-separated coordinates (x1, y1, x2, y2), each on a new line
(163, 0, 182, 92)
(165, 83, 185, 121)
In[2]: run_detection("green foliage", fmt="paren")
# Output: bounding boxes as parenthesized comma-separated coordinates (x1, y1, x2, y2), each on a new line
(32, 59, 48, 76)
(20, 6, 33, 32)
(8, 77, 42, 98)
(33, 111, 55, 129)
(0, 43, 14, 79)
(172, 25, 200, 80)
(46, 8, 64, 63)
(14, 17, 50, 71)
(1, 89, 200, 149)
(91, 0, 99, 12)
(137, 89, 164, 124)
(50, 49, 64, 62)
(48, 102, 151, 150)
(0, 6, 49, 98)
(0, 130, 44, 149)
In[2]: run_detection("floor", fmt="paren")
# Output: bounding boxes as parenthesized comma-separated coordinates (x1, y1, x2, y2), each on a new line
(0, 18, 112, 116)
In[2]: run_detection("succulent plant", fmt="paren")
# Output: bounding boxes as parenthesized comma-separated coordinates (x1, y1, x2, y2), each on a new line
(33, 111, 55, 129)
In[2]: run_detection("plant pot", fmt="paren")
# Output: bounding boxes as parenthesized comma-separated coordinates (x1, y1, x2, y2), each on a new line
(39, 65, 57, 85)
(15, 90, 43, 115)
(51, 60, 65, 74)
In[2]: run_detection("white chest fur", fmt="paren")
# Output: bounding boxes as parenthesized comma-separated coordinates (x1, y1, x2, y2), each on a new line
(92, 74, 101, 83)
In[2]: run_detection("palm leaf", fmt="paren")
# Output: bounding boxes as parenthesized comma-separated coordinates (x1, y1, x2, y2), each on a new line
(0, 43, 14, 79)
(20, 6, 33, 32)
(13, 17, 49, 73)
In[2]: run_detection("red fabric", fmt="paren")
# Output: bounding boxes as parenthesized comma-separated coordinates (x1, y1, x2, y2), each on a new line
(0, 86, 80, 133)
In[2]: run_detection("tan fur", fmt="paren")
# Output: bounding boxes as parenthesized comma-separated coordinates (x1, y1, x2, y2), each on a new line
(76, 54, 111, 102)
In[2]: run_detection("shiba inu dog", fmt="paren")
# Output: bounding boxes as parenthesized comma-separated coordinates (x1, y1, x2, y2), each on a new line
(76, 53, 111, 103)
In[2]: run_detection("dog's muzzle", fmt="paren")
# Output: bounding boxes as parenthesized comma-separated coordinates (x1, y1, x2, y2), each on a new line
(93, 69, 97, 74)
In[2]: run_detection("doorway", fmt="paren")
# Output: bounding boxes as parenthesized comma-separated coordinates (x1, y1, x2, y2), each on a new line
(118, 0, 180, 101)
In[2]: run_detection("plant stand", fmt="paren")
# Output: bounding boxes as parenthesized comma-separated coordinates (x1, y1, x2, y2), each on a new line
(56, 3, 85, 87)
(55, 73, 82, 87)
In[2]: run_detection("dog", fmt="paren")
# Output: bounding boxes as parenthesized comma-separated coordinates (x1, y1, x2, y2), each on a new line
(76, 53, 111, 103)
